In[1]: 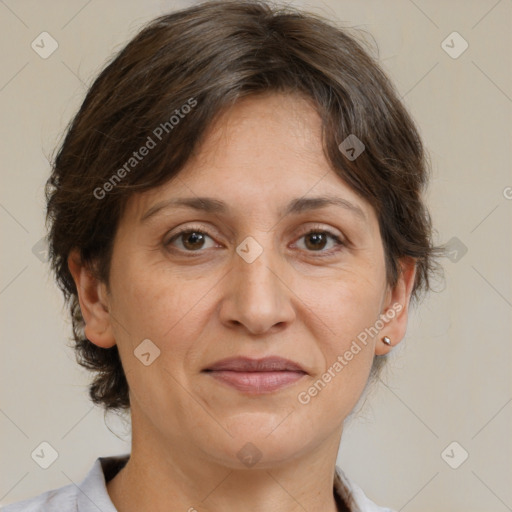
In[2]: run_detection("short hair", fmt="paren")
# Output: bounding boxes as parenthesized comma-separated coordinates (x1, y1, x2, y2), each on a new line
(46, 0, 445, 411)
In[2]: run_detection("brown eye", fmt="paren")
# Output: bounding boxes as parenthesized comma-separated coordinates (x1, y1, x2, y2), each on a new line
(304, 232, 328, 251)
(167, 229, 216, 252)
(181, 231, 206, 250)
(294, 229, 344, 256)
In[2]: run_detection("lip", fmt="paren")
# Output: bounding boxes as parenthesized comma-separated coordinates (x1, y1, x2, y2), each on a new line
(203, 356, 307, 394)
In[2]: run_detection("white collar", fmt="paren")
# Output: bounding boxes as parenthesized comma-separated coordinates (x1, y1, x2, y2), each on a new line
(76, 455, 394, 512)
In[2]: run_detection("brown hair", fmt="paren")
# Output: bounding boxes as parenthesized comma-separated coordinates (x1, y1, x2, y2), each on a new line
(46, 0, 444, 413)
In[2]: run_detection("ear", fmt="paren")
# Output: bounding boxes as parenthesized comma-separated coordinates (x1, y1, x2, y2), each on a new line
(375, 257, 417, 355)
(67, 249, 116, 348)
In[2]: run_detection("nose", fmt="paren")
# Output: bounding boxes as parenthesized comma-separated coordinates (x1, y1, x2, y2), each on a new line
(218, 238, 296, 336)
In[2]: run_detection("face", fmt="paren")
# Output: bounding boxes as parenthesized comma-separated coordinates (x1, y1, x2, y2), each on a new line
(73, 92, 414, 469)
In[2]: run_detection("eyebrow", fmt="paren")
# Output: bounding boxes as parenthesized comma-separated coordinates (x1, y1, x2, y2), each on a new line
(140, 195, 367, 223)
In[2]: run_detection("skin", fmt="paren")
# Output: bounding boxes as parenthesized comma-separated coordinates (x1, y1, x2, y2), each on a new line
(69, 92, 416, 512)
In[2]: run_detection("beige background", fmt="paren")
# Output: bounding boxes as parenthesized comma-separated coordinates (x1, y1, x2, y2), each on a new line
(1, 1, 511, 510)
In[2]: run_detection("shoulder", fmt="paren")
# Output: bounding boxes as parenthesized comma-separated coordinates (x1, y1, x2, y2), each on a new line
(1, 454, 128, 512)
(1, 483, 77, 512)
(334, 466, 396, 512)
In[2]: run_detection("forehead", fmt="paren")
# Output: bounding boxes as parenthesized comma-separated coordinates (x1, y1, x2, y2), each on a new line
(126, 92, 376, 225)
(190, 92, 324, 173)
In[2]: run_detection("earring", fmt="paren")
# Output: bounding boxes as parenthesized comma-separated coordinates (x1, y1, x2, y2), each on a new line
(382, 336, 392, 346)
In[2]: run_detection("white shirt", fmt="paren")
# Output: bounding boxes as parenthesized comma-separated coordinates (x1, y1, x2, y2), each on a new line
(1, 454, 395, 512)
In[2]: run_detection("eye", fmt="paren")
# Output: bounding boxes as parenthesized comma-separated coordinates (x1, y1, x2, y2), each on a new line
(293, 228, 344, 256)
(165, 225, 345, 256)
(166, 227, 218, 252)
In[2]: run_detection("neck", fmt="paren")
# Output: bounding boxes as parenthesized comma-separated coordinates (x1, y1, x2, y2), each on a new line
(107, 410, 344, 512)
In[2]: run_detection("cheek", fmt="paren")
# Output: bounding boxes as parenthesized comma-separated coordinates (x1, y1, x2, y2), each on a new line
(293, 269, 383, 405)
(106, 257, 220, 415)
(297, 263, 385, 342)
(108, 253, 220, 362)
(294, 294, 378, 426)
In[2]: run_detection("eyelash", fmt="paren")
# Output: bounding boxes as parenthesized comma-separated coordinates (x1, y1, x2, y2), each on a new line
(165, 224, 345, 258)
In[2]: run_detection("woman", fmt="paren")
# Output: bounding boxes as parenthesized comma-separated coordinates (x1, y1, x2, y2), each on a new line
(4, 1, 443, 511)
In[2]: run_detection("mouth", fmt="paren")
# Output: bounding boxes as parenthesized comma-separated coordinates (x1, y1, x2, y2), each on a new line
(202, 356, 308, 394)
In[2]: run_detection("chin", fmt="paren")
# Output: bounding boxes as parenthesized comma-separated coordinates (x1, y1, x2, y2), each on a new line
(212, 413, 318, 468)
(209, 437, 309, 471)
